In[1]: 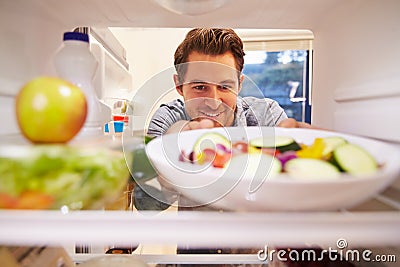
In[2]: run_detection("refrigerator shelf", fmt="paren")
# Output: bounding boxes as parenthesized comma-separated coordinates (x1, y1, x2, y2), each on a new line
(73, 253, 265, 266)
(0, 205, 399, 249)
(0, 189, 399, 266)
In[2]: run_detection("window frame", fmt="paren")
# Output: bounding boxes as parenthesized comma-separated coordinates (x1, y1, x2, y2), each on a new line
(237, 29, 314, 122)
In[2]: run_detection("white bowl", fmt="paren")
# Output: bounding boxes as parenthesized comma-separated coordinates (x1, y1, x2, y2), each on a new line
(146, 127, 400, 211)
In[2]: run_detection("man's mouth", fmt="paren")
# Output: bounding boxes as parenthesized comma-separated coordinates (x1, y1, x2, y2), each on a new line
(199, 111, 224, 118)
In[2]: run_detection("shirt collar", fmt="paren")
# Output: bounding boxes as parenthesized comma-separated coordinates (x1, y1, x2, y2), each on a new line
(233, 97, 248, 126)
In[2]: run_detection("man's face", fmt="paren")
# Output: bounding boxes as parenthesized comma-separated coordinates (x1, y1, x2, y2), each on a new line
(174, 51, 243, 127)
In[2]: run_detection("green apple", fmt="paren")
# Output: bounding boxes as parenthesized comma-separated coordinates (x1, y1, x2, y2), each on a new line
(16, 76, 87, 143)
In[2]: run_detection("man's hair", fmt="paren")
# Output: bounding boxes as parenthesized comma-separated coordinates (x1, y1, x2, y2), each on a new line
(174, 28, 245, 81)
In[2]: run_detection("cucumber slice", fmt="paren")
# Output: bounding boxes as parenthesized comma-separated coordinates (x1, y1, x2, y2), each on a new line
(226, 153, 282, 178)
(250, 136, 301, 152)
(193, 132, 231, 157)
(285, 158, 340, 179)
(322, 136, 348, 157)
(331, 144, 378, 175)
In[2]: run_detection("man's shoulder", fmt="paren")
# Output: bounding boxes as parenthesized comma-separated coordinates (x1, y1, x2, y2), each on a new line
(239, 96, 277, 108)
(154, 99, 185, 115)
(148, 98, 187, 136)
(236, 96, 287, 126)
(160, 98, 185, 109)
(153, 98, 187, 120)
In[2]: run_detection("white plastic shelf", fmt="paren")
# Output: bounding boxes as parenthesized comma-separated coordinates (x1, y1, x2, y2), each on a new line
(0, 209, 399, 249)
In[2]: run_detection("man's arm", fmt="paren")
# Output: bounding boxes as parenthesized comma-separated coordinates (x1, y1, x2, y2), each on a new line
(147, 100, 189, 137)
(278, 118, 318, 129)
(166, 119, 216, 134)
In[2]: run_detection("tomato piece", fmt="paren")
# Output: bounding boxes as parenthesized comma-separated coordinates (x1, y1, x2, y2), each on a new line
(203, 148, 217, 163)
(212, 152, 232, 168)
(232, 141, 248, 153)
(15, 191, 54, 209)
(261, 148, 280, 156)
(0, 193, 18, 209)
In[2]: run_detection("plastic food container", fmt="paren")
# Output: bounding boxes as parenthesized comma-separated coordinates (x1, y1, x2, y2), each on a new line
(0, 135, 143, 211)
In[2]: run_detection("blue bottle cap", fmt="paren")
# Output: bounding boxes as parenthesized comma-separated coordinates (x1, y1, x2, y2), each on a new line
(104, 121, 124, 133)
(63, 32, 89, 43)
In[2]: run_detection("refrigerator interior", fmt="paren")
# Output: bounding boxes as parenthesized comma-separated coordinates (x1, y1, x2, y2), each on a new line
(1, 0, 399, 140)
(0, 0, 399, 265)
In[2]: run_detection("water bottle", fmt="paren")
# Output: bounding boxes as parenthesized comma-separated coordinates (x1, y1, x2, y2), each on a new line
(54, 31, 104, 136)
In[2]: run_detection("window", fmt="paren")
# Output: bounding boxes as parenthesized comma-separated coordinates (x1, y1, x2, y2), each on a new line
(237, 30, 313, 123)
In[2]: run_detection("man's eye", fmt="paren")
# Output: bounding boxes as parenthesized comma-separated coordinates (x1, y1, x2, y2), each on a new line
(219, 85, 233, 91)
(193, 85, 207, 90)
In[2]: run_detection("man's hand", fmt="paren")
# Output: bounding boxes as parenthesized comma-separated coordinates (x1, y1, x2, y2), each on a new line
(167, 118, 318, 134)
(278, 118, 316, 129)
(166, 118, 216, 134)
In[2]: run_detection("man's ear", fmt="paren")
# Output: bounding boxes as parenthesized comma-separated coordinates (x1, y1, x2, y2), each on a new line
(173, 74, 183, 96)
(237, 74, 245, 94)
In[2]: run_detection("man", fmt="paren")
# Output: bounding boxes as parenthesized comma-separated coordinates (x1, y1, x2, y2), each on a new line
(143, 29, 348, 266)
(147, 28, 312, 138)
(146, 27, 315, 209)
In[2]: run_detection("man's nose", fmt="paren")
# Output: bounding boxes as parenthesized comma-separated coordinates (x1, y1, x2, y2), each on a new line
(204, 86, 222, 109)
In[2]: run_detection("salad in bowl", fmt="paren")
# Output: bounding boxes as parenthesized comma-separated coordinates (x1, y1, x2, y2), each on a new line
(145, 127, 400, 211)
(0, 136, 136, 210)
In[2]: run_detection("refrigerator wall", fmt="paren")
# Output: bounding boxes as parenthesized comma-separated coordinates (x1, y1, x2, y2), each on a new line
(0, 2, 132, 135)
(0, 0, 399, 143)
